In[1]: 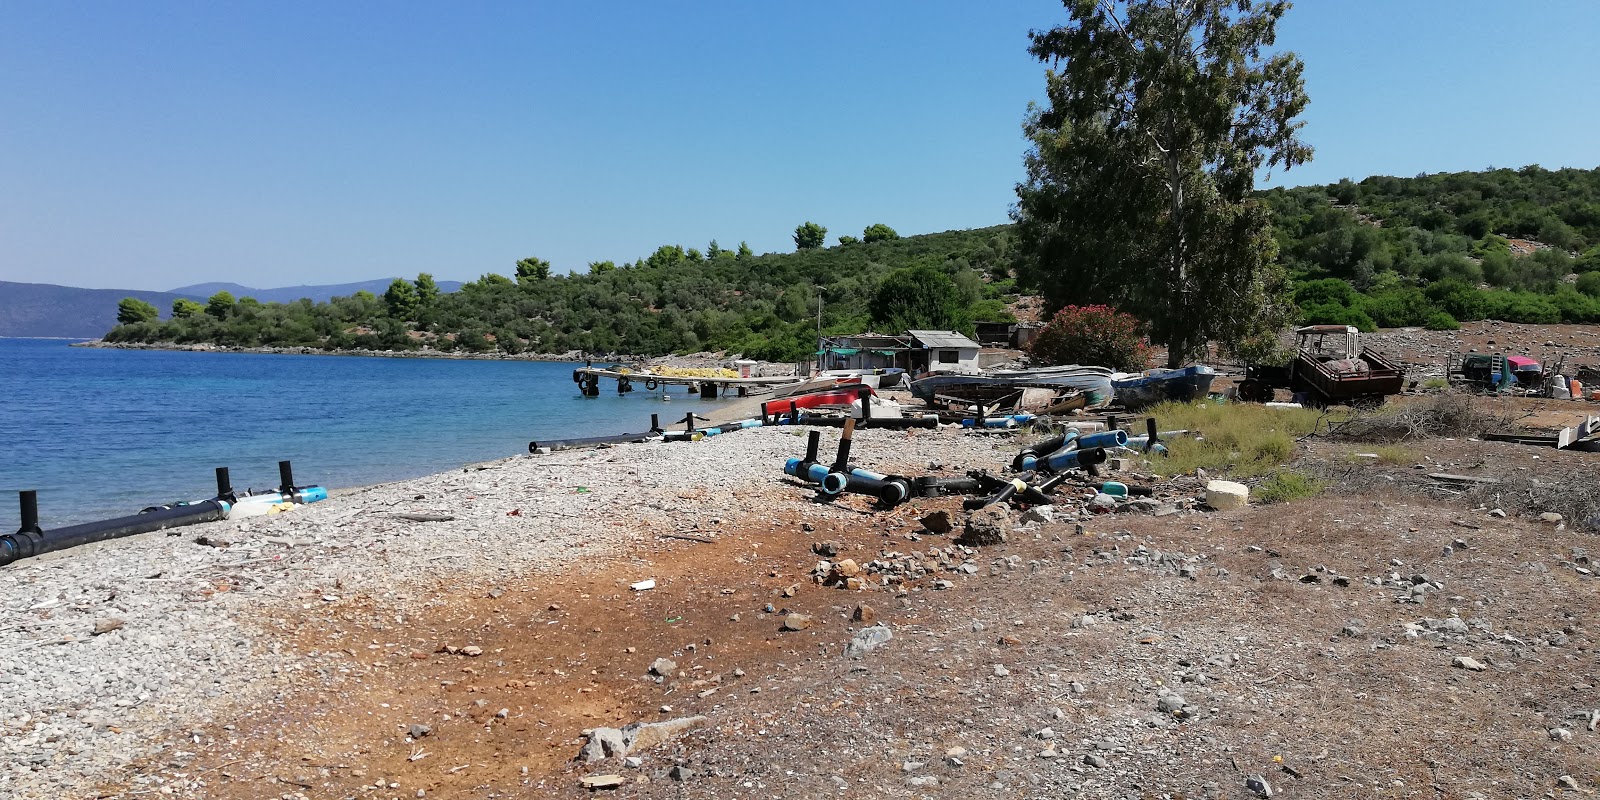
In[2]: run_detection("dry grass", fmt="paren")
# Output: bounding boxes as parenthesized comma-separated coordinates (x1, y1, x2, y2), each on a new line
(1328, 392, 1509, 443)
(1141, 400, 1327, 479)
(1254, 470, 1326, 504)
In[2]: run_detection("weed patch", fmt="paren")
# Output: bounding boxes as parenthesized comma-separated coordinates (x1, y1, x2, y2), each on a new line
(1141, 401, 1327, 479)
(1255, 471, 1326, 504)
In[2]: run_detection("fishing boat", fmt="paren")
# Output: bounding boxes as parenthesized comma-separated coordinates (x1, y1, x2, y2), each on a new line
(909, 365, 1115, 408)
(1111, 364, 1217, 409)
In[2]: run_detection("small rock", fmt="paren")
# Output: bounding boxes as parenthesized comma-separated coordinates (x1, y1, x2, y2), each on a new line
(408, 724, 432, 739)
(919, 511, 953, 535)
(1452, 656, 1487, 672)
(1246, 773, 1273, 797)
(1549, 727, 1574, 742)
(669, 765, 694, 782)
(487, 587, 506, 599)
(1084, 754, 1108, 768)
(1019, 506, 1055, 525)
(812, 541, 839, 557)
(1157, 694, 1187, 715)
(907, 776, 939, 788)
(649, 658, 677, 678)
(992, 664, 1010, 677)
(623, 756, 643, 769)
(461, 646, 483, 657)
(1540, 512, 1564, 524)
(1558, 775, 1581, 790)
(781, 614, 813, 632)
(844, 624, 893, 658)
(1487, 508, 1506, 518)
(580, 774, 625, 790)
(852, 604, 876, 623)
(830, 559, 860, 579)
(1036, 727, 1055, 740)
(959, 508, 1010, 546)
(92, 618, 125, 636)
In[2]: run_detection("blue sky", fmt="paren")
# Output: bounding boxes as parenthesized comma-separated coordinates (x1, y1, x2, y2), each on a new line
(2, 1, 1596, 292)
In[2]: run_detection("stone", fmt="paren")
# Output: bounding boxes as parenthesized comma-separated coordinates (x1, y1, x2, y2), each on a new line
(623, 756, 643, 769)
(1036, 727, 1055, 740)
(1086, 493, 1117, 513)
(580, 774, 624, 789)
(781, 614, 813, 632)
(1246, 773, 1273, 796)
(649, 658, 677, 678)
(992, 664, 1010, 677)
(1084, 754, 1108, 768)
(812, 541, 840, 557)
(1558, 775, 1581, 790)
(1452, 656, 1487, 672)
(1205, 480, 1249, 511)
(1549, 727, 1574, 742)
(932, 579, 955, 590)
(852, 604, 876, 624)
(91, 618, 125, 636)
(669, 765, 694, 782)
(1487, 508, 1506, 518)
(194, 534, 236, 548)
(1540, 512, 1564, 524)
(623, 716, 707, 754)
(461, 645, 483, 657)
(960, 508, 1011, 546)
(844, 624, 893, 658)
(408, 724, 432, 739)
(907, 776, 939, 788)
(580, 728, 628, 763)
(1157, 694, 1187, 715)
(1019, 506, 1055, 525)
(919, 511, 954, 535)
(831, 559, 860, 579)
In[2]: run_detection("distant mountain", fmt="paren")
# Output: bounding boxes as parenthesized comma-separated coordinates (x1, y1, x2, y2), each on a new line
(0, 281, 203, 339)
(167, 278, 463, 305)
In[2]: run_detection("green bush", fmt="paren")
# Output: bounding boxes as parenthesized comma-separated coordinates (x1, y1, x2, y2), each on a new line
(1423, 311, 1460, 330)
(1255, 471, 1326, 504)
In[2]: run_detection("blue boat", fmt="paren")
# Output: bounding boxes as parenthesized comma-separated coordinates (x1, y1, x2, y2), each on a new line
(1112, 365, 1217, 409)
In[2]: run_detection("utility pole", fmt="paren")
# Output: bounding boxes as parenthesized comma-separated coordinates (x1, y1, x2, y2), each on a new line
(816, 288, 824, 375)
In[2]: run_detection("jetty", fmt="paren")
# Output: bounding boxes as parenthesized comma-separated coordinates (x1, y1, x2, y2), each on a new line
(570, 366, 803, 398)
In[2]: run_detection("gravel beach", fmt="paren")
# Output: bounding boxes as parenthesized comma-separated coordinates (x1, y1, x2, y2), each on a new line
(0, 422, 1003, 799)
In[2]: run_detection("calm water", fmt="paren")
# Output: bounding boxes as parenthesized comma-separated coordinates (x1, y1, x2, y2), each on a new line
(0, 339, 739, 526)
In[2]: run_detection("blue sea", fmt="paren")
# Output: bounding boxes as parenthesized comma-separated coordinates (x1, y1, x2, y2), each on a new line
(0, 339, 740, 527)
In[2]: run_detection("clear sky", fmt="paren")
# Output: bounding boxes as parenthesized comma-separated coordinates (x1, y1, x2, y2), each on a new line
(2, 1, 1596, 292)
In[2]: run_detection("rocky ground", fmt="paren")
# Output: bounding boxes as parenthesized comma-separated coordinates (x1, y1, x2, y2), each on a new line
(9, 333, 1600, 800)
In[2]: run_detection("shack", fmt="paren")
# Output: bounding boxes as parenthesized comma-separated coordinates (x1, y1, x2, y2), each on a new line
(817, 329, 983, 375)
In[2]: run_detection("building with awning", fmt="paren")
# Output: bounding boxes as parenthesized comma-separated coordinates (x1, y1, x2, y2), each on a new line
(816, 330, 982, 374)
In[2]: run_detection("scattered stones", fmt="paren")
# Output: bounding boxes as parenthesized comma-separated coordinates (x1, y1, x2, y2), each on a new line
(781, 614, 814, 632)
(1452, 656, 1487, 672)
(580, 716, 708, 763)
(959, 508, 1010, 546)
(812, 541, 839, 557)
(844, 624, 893, 658)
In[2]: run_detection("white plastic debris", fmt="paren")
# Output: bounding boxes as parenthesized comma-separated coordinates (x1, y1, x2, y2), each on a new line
(630, 579, 657, 592)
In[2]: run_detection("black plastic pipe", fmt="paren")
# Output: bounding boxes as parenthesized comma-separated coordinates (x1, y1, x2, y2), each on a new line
(831, 418, 857, 471)
(215, 468, 235, 503)
(3, 495, 229, 568)
(964, 479, 1021, 511)
(530, 431, 655, 452)
(278, 461, 296, 494)
(804, 430, 820, 464)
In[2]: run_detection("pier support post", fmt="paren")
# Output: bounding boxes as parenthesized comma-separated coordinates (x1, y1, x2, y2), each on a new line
(700, 382, 719, 399)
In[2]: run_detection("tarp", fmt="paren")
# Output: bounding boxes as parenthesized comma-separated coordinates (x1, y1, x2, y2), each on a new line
(829, 348, 860, 356)
(872, 350, 898, 356)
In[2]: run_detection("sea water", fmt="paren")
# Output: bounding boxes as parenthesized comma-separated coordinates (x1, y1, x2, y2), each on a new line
(0, 339, 742, 526)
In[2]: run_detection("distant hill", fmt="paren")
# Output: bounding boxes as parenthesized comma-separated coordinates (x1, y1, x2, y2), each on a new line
(0, 277, 463, 339)
(0, 281, 204, 339)
(168, 278, 464, 305)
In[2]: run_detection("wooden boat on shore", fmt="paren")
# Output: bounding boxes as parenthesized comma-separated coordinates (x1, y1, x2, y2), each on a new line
(1111, 364, 1217, 409)
(909, 365, 1114, 408)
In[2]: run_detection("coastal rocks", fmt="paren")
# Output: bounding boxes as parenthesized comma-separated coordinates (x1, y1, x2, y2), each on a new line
(959, 508, 1010, 546)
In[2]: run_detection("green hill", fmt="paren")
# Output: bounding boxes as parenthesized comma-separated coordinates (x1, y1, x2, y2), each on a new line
(103, 166, 1600, 356)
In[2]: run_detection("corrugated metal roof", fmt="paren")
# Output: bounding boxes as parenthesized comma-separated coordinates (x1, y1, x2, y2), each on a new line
(908, 330, 981, 349)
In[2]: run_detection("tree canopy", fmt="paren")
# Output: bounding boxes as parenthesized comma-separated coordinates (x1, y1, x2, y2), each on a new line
(1014, 0, 1311, 367)
(793, 221, 828, 250)
(862, 223, 899, 243)
(116, 297, 159, 325)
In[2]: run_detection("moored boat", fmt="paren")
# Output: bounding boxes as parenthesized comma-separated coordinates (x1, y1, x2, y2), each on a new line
(1111, 364, 1217, 409)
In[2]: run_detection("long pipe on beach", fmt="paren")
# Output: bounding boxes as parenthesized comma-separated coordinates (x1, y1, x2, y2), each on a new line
(2, 490, 229, 568)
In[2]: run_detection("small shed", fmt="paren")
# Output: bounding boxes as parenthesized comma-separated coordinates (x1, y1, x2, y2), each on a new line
(908, 329, 982, 374)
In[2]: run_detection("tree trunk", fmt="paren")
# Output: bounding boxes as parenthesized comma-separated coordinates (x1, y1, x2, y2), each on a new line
(1166, 152, 1187, 369)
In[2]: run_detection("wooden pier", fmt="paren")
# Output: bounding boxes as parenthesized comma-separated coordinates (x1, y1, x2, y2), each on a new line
(571, 367, 804, 398)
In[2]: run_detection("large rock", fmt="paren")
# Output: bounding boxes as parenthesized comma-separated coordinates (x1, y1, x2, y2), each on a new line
(580, 716, 708, 763)
(959, 508, 1010, 546)
(844, 624, 894, 658)
(919, 510, 953, 535)
(1205, 480, 1249, 511)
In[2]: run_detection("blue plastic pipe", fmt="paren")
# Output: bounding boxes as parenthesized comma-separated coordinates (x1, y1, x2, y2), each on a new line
(1041, 446, 1108, 472)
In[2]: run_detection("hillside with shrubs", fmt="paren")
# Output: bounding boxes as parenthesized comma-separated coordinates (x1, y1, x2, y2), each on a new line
(104, 166, 1600, 359)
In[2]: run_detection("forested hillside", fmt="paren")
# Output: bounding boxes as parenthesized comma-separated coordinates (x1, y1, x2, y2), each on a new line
(103, 166, 1600, 358)
(1265, 165, 1600, 330)
(105, 227, 1018, 360)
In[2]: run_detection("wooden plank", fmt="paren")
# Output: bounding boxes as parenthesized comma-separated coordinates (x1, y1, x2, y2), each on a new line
(1428, 473, 1498, 484)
